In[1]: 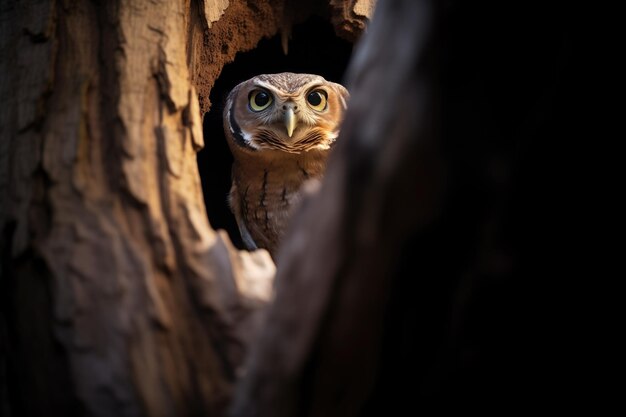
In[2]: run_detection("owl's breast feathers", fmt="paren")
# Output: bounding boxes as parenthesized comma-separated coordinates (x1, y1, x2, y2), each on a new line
(229, 150, 328, 257)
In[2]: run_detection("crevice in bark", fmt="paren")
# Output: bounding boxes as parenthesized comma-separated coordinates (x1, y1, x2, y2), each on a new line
(198, 16, 353, 248)
(95, 0, 125, 197)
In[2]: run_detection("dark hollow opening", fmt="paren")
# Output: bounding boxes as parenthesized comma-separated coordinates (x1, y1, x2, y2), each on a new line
(198, 16, 353, 249)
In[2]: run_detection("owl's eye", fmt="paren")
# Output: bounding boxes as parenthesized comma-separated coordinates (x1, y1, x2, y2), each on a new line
(249, 90, 273, 111)
(306, 90, 327, 111)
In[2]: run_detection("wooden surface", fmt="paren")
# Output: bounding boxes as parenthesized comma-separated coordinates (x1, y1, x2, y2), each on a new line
(0, 1, 373, 416)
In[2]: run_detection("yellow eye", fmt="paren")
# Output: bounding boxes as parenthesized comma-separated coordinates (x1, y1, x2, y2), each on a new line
(249, 89, 273, 111)
(306, 90, 327, 111)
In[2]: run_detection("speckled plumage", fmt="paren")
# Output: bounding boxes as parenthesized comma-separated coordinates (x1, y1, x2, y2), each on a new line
(223, 72, 349, 258)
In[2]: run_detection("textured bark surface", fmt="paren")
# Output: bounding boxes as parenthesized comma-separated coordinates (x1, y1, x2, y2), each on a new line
(0, 1, 372, 416)
(0, 1, 273, 416)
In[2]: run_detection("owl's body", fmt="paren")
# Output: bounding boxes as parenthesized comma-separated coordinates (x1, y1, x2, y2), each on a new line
(223, 73, 349, 258)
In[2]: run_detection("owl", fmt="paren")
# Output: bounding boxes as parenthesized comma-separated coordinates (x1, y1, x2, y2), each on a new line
(223, 72, 349, 259)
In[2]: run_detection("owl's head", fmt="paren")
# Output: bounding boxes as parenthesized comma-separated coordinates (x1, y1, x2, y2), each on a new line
(223, 73, 349, 154)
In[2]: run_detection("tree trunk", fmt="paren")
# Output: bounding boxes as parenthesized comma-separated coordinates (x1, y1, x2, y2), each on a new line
(231, 0, 577, 415)
(2, 0, 578, 415)
(0, 1, 372, 416)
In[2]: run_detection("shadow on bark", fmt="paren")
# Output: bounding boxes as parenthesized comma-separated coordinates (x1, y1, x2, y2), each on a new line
(231, 0, 578, 415)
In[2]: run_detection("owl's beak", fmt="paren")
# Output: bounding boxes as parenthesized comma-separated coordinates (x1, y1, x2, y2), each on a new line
(284, 108, 296, 138)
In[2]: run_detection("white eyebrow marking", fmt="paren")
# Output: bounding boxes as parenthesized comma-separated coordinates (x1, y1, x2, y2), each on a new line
(253, 79, 324, 96)
(253, 81, 278, 91)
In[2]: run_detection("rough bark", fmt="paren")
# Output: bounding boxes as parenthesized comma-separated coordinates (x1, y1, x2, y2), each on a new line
(0, 1, 373, 416)
(0, 1, 272, 416)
